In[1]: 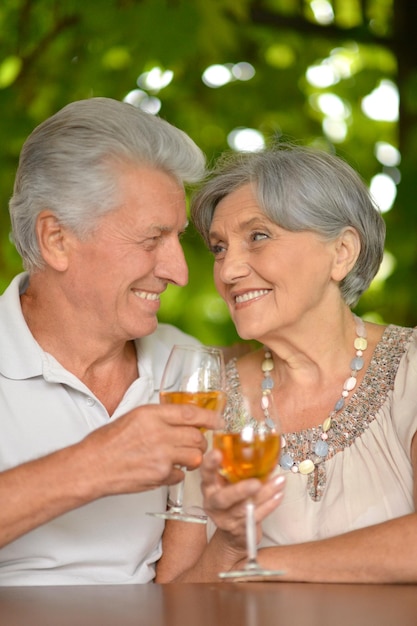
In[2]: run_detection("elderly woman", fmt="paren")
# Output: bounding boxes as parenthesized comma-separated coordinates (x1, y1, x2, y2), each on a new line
(156, 145, 417, 583)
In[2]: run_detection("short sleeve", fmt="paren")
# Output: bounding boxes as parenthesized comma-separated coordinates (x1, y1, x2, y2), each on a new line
(391, 328, 417, 454)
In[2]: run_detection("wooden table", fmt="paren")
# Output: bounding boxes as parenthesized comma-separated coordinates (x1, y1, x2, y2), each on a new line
(1, 582, 416, 626)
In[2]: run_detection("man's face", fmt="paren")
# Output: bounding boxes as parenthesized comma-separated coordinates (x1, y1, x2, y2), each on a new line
(62, 165, 189, 344)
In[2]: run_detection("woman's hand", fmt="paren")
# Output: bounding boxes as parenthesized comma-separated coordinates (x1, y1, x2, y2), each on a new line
(200, 449, 285, 549)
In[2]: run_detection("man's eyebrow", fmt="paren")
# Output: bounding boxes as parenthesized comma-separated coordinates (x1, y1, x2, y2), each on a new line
(146, 220, 189, 234)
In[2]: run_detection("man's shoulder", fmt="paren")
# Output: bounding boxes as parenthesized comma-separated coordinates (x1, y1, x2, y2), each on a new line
(137, 323, 200, 360)
(152, 323, 200, 347)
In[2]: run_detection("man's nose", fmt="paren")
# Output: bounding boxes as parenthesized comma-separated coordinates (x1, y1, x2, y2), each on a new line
(156, 237, 189, 287)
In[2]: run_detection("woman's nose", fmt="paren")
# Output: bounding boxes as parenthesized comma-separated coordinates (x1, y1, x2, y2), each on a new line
(218, 248, 250, 284)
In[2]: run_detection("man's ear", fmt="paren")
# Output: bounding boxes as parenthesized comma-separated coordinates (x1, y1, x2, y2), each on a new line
(35, 210, 71, 271)
(331, 227, 361, 282)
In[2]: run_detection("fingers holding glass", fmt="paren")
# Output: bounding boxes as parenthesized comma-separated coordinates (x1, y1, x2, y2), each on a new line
(214, 393, 285, 579)
(148, 344, 226, 524)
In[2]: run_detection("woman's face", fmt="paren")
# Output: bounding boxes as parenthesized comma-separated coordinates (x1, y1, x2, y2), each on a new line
(208, 183, 342, 342)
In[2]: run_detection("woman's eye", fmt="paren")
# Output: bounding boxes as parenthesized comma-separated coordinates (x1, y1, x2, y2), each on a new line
(209, 243, 226, 256)
(252, 231, 269, 242)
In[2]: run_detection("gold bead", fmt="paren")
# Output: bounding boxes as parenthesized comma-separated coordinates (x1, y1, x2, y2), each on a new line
(298, 459, 315, 475)
(261, 358, 274, 372)
(354, 337, 367, 351)
(322, 417, 332, 432)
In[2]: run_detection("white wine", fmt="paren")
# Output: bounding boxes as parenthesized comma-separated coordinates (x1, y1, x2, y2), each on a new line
(160, 390, 226, 411)
(213, 431, 280, 483)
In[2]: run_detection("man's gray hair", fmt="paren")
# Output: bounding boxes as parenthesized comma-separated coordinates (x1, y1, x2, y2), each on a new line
(9, 97, 206, 272)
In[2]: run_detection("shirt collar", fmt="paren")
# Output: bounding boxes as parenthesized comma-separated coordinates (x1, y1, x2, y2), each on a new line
(0, 273, 45, 379)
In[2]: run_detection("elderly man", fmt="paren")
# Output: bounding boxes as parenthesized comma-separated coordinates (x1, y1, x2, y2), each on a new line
(0, 97, 222, 585)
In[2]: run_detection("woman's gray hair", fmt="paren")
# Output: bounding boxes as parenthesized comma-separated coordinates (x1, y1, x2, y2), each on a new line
(9, 97, 206, 272)
(191, 145, 386, 307)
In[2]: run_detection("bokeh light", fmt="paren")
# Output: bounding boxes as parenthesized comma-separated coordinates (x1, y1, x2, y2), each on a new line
(310, 0, 335, 24)
(202, 62, 255, 88)
(361, 80, 399, 122)
(375, 141, 401, 167)
(137, 67, 173, 91)
(370, 173, 397, 213)
(227, 128, 265, 152)
(123, 89, 161, 114)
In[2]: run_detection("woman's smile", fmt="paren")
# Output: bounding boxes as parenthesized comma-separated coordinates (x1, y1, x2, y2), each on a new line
(234, 289, 271, 305)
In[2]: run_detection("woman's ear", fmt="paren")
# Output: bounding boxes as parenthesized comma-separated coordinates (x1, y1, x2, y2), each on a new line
(35, 210, 71, 271)
(331, 227, 361, 282)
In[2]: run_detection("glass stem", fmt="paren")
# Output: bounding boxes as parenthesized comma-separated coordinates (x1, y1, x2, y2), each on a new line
(168, 470, 186, 511)
(245, 499, 259, 570)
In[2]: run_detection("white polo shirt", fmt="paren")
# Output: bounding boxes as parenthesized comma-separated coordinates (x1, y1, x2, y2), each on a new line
(0, 273, 200, 585)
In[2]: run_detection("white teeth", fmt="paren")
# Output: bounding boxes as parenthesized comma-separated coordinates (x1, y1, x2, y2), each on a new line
(235, 290, 269, 303)
(134, 291, 160, 301)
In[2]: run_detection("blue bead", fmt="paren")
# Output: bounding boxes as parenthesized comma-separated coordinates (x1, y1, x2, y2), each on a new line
(334, 397, 345, 411)
(351, 356, 364, 371)
(315, 440, 329, 457)
(262, 377, 274, 390)
(280, 453, 294, 470)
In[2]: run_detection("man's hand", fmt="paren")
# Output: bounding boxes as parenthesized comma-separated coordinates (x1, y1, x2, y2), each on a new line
(78, 403, 223, 497)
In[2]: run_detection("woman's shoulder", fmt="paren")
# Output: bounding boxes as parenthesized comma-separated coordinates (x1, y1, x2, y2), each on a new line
(366, 323, 416, 395)
(387, 324, 417, 448)
(380, 323, 416, 356)
(385, 323, 417, 377)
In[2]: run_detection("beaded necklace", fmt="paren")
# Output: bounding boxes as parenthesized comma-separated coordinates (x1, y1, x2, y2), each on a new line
(261, 315, 368, 481)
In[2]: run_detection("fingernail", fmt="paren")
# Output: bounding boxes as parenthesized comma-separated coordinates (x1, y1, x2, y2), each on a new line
(274, 475, 285, 487)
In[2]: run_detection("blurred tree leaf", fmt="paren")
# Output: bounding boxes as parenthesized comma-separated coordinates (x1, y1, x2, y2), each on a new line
(1, 0, 416, 346)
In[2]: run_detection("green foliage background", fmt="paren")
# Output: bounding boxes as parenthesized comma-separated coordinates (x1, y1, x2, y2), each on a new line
(1, 0, 416, 346)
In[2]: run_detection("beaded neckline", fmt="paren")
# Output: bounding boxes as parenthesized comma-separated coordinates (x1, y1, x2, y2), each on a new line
(261, 315, 368, 481)
(225, 324, 414, 501)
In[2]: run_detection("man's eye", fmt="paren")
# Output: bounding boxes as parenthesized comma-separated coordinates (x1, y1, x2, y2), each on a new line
(139, 236, 160, 249)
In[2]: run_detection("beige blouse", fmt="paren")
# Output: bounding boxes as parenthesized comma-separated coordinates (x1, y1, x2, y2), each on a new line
(184, 324, 417, 546)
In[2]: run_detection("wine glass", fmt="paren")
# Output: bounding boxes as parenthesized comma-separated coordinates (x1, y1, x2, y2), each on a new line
(148, 344, 226, 524)
(214, 393, 285, 579)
